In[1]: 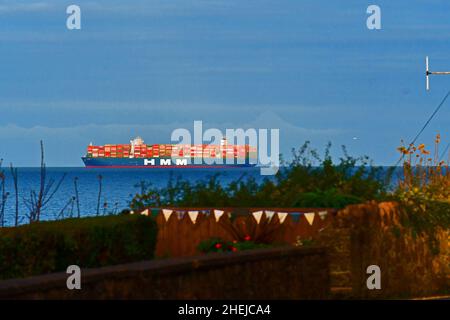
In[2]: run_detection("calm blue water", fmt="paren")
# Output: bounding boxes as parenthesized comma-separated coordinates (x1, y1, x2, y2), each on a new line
(0, 166, 400, 227)
(0, 167, 265, 226)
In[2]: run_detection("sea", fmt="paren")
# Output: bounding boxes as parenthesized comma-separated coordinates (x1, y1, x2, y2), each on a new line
(0, 166, 401, 227)
(0, 167, 266, 226)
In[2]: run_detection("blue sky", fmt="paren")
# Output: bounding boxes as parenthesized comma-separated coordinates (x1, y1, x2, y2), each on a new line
(0, 0, 449, 166)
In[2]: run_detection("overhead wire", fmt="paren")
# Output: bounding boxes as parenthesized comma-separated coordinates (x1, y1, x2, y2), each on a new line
(394, 90, 450, 167)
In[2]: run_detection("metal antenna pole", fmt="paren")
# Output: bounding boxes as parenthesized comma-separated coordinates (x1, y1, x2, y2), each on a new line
(426, 56, 450, 90)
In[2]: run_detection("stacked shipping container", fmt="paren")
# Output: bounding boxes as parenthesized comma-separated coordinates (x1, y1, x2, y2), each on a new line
(87, 143, 257, 160)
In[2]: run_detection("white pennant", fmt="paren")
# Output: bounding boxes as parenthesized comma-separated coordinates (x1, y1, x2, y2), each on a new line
(141, 209, 149, 216)
(162, 209, 173, 221)
(214, 210, 224, 222)
(277, 212, 288, 223)
(252, 211, 264, 224)
(265, 210, 275, 221)
(188, 211, 199, 224)
(304, 212, 315, 225)
(318, 211, 328, 220)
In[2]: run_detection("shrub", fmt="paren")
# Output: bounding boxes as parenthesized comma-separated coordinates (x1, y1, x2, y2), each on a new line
(130, 142, 389, 210)
(0, 214, 157, 280)
(396, 134, 450, 202)
(197, 237, 272, 254)
(395, 135, 450, 254)
(291, 189, 363, 208)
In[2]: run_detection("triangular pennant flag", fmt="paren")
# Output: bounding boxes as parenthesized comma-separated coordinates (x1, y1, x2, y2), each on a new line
(214, 210, 224, 222)
(277, 212, 288, 223)
(265, 210, 275, 221)
(252, 211, 264, 224)
(176, 211, 185, 220)
(304, 212, 315, 225)
(318, 211, 328, 220)
(188, 211, 199, 224)
(162, 209, 173, 221)
(141, 209, 149, 216)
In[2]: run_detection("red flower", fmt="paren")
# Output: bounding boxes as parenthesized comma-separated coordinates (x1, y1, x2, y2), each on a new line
(244, 235, 251, 241)
(231, 247, 238, 252)
(215, 243, 222, 249)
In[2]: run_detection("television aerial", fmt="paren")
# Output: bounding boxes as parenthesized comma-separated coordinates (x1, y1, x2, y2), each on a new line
(425, 56, 450, 91)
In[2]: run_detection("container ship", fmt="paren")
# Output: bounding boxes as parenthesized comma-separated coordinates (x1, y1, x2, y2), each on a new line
(82, 137, 257, 168)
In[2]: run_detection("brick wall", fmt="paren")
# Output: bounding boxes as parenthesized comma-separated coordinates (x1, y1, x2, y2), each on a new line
(0, 247, 329, 300)
(318, 201, 449, 299)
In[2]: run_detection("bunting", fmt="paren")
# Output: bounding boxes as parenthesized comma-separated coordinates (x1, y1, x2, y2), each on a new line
(188, 211, 199, 224)
(304, 212, 315, 225)
(214, 210, 224, 222)
(176, 211, 185, 220)
(252, 211, 264, 224)
(277, 212, 288, 223)
(162, 209, 173, 221)
(318, 211, 328, 220)
(265, 210, 275, 221)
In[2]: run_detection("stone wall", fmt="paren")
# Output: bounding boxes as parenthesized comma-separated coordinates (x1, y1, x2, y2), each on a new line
(318, 201, 449, 299)
(0, 247, 329, 300)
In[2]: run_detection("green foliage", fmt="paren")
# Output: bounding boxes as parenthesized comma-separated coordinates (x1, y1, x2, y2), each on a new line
(395, 193, 450, 254)
(130, 142, 389, 210)
(234, 240, 272, 251)
(197, 237, 271, 254)
(197, 238, 236, 253)
(0, 214, 158, 280)
(292, 189, 363, 208)
(394, 136, 450, 253)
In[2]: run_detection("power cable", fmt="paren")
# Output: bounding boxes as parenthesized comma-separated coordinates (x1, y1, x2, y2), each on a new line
(439, 142, 450, 162)
(394, 90, 450, 167)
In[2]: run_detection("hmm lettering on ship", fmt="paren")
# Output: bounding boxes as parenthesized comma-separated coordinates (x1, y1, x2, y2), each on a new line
(144, 159, 188, 166)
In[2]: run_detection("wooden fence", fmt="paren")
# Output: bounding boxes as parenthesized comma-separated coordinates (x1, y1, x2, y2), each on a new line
(136, 207, 336, 257)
